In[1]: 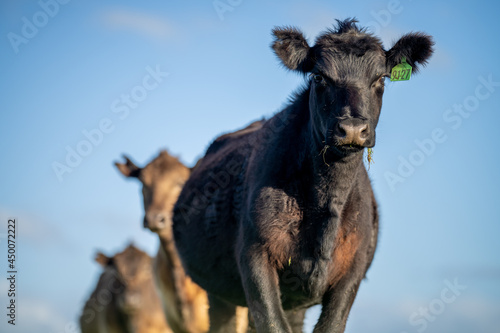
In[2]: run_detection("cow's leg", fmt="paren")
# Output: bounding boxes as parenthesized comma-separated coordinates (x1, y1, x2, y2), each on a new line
(246, 308, 305, 333)
(235, 307, 249, 333)
(246, 311, 256, 333)
(285, 308, 306, 333)
(208, 293, 237, 333)
(238, 247, 292, 333)
(312, 270, 364, 333)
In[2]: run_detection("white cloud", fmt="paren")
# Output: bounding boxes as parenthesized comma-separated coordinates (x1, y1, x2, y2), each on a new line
(100, 7, 174, 41)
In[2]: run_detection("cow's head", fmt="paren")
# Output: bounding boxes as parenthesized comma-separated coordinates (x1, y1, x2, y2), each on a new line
(272, 19, 434, 156)
(95, 245, 168, 331)
(115, 151, 190, 237)
(95, 245, 152, 314)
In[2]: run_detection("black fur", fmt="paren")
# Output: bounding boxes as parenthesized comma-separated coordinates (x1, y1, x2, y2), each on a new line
(271, 26, 313, 73)
(173, 19, 434, 333)
(385, 32, 435, 73)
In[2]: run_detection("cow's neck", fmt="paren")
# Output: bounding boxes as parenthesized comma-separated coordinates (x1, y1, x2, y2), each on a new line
(156, 232, 190, 323)
(309, 143, 364, 210)
(303, 138, 363, 263)
(157, 231, 187, 301)
(287, 86, 364, 210)
(285, 89, 365, 262)
(157, 232, 183, 269)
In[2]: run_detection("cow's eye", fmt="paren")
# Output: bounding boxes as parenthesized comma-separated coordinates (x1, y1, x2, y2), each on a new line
(378, 74, 390, 85)
(311, 73, 324, 84)
(371, 74, 388, 88)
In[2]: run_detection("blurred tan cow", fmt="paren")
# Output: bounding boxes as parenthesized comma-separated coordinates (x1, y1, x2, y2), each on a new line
(80, 244, 171, 333)
(116, 150, 248, 333)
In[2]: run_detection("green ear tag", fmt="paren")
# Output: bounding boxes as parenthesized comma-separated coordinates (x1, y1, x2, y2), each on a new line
(390, 57, 412, 81)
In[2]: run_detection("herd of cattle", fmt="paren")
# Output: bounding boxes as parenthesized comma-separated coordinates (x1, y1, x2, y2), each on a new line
(78, 19, 433, 333)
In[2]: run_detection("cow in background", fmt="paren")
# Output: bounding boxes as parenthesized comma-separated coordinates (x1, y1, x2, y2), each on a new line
(116, 150, 249, 333)
(80, 244, 171, 333)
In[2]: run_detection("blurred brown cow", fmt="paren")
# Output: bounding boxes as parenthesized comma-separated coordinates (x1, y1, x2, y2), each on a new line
(116, 150, 248, 333)
(80, 244, 171, 333)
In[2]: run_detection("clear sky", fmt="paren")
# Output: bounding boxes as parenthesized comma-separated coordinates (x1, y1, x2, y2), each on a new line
(1, 0, 499, 332)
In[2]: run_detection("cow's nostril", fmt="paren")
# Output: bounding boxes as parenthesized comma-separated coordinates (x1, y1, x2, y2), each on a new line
(360, 125, 369, 138)
(337, 124, 346, 137)
(145, 212, 168, 230)
(335, 121, 368, 146)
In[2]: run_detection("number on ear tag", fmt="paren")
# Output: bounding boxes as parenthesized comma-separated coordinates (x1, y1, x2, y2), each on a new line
(390, 57, 412, 81)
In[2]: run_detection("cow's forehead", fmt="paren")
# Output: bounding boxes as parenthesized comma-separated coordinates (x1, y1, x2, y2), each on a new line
(313, 29, 384, 54)
(315, 49, 387, 82)
(112, 247, 150, 275)
(141, 157, 188, 185)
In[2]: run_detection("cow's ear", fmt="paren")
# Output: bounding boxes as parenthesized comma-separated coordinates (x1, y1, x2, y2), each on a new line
(114, 155, 140, 178)
(95, 252, 110, 266)
(271, 27, 314, 73)
(386, 32, 434, 74)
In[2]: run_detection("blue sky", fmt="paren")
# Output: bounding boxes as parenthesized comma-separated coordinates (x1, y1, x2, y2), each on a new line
(1, 0, 499, 332)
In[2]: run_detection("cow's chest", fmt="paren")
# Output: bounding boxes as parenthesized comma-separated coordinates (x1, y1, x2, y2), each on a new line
(255, 183, 363, 304)
(275, 213, 339, 304)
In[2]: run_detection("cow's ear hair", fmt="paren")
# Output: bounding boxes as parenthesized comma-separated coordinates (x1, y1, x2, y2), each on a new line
(271, 26, 314, 73)
(386, 32, 434, 74)
(95, 252, 110, 266)
(114, 155, 140, 178)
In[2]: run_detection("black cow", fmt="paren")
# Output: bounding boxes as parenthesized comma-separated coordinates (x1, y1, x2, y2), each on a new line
(173, 19, 434, 333)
